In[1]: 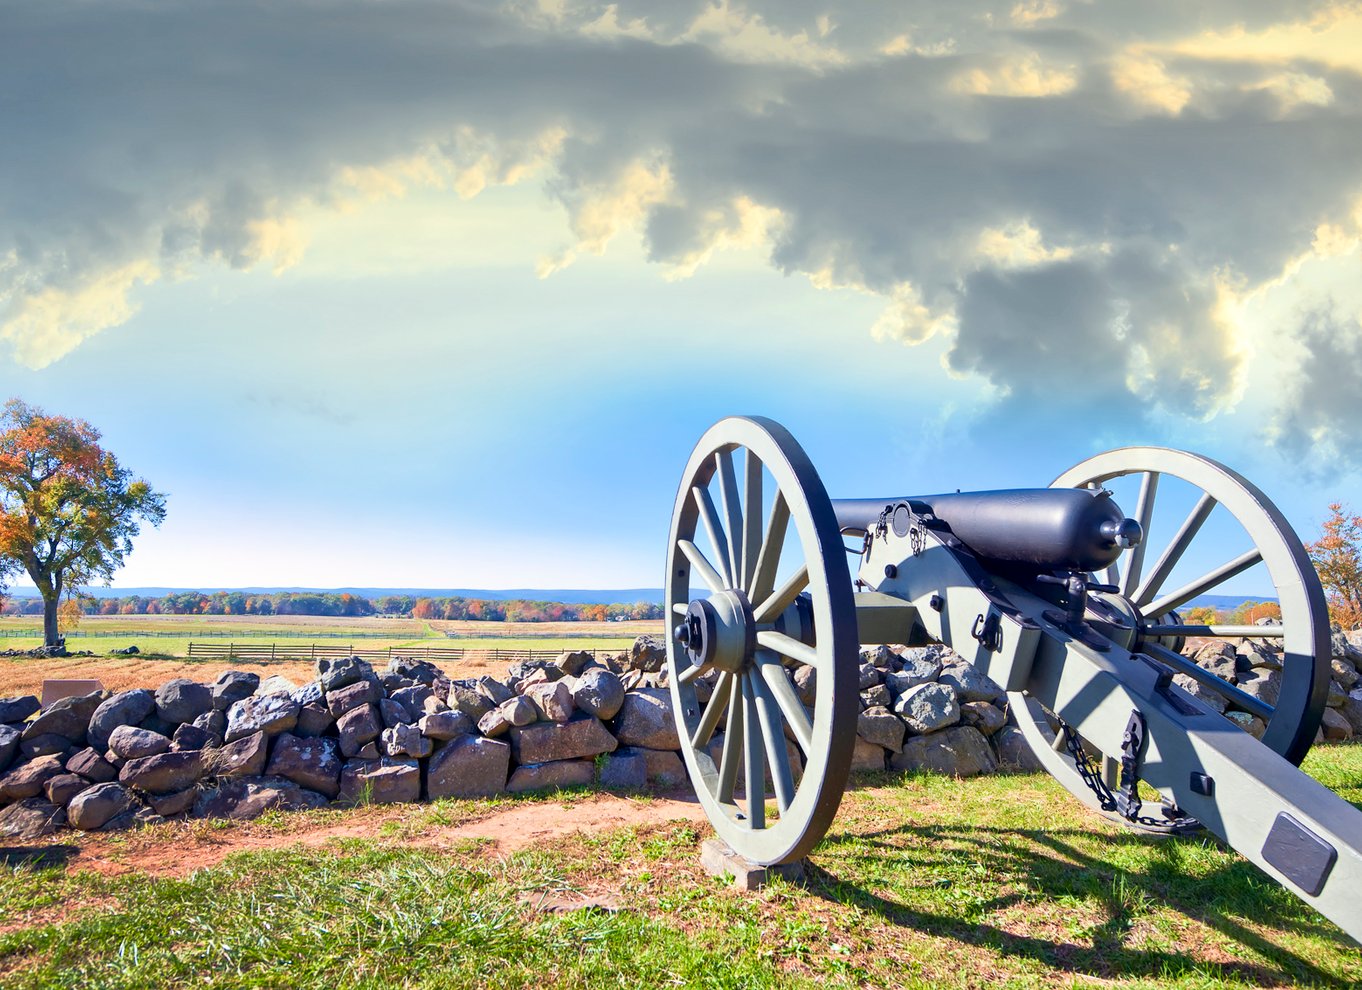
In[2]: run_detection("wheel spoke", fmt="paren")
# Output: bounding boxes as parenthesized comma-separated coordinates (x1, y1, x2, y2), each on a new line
(1121, 471, 1159, 598)
(756, 653, 813, 751)
(715, 450, 743, 587)
(1145, 548, 1262, 618)
(750, 670, 796, 814)
(748, 492, 790, 601)
(692, 484, 734, 588)
(742, 449, 763, 591)
(753, 565, 809, 624)
(678, 539, 726, 595)
(690, 670, 733, 750)
(677, 661, 707, 686)
(1134, 491, 1216, 606)
(1144, 642, 1274, 720)
(741, 674, 766, 829)
(671, 602, 689, 615)
(756, 629, 818, 669)
(717, 676, 744, 803)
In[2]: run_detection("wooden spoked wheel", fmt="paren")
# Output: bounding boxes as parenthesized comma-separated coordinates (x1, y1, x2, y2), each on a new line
(665, 416, 859, 865)
(1009, 447, 1329, 826)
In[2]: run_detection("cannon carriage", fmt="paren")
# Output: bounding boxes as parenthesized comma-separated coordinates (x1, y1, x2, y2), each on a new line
(664, 416, 1360, 942)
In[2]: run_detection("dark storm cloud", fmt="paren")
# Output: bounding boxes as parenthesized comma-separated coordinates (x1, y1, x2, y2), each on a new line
(2, 0, 1360, 455)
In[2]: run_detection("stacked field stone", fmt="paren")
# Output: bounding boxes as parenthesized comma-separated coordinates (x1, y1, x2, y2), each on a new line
(23, 630, 1353, 839)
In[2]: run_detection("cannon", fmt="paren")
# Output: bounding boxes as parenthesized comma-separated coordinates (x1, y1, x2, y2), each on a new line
(664, 416, 1362, 942)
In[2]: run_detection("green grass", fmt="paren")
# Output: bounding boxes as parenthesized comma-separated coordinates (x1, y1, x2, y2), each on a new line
(1, 745, 1359, 988)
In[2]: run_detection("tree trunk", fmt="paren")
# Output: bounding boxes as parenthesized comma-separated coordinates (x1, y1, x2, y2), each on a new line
(42, 591, 60, 648)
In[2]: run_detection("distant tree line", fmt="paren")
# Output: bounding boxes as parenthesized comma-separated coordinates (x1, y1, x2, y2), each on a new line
(0, 591, 663, 622)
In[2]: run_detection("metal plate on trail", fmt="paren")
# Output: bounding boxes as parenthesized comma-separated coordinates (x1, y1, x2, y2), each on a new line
(1262, 812, 1336, 896)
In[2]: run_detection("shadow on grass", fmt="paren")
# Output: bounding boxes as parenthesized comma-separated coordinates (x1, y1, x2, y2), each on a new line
(0, 845, 78, 869)
(806, 820, 1354, 987)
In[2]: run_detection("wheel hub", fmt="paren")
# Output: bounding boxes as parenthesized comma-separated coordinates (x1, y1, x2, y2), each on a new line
(673, 590, 755, 675)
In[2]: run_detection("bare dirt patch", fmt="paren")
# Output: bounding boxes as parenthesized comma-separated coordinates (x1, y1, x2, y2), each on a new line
(2, 791, 708, 881)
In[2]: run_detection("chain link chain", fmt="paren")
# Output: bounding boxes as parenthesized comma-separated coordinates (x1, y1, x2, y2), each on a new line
(1058, 714, 1201, 832)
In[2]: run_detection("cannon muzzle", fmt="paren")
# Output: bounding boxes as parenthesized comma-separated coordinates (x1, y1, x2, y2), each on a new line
(833, 487, 1141, 573)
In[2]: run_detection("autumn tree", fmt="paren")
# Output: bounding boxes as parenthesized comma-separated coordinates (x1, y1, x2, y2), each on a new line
(1306, 502, 1362, 629)
(0, 399, 166, 648)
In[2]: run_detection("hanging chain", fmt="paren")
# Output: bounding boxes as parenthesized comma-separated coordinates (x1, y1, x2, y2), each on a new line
(1058, 711, 1200, 832)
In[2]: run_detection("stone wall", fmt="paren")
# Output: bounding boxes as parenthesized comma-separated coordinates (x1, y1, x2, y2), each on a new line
(18, 630, 1358, 840)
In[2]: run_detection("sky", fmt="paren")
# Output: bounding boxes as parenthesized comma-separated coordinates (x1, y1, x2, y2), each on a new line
(2, 0, 1361, 596)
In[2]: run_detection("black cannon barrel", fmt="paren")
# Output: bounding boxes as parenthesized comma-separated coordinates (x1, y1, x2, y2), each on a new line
(833, 488, 1139, 572)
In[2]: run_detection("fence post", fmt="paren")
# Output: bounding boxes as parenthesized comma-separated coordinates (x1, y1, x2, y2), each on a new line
(311, 643, 316, 662)
(271, 643, 276, 661)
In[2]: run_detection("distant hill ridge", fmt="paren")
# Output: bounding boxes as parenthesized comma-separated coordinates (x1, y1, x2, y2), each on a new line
(4, 586, 667, 605)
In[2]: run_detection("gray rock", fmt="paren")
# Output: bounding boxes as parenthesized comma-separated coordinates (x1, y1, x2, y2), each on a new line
(893, 682, 960, 734)
(88, 689, 155, 750)
(295, 703, 335, 738)
(211, 670, 259, 710)
(1327, 679, 1348, 708)
(426, 736, 510, 799)
(937, 664, 1001, 704)
(23, 691, 104, 743)
(0, 754, 65, 800)
(379, 723, 432, 759)
(448, 680, 494, 721)
(266, 733, 342, 798)
(1223, 711, 1266, 739)
(888, 657, 944, 695)
(1238, 641, 1283, 672)
(155, 679, 213, 725)
(524, 681, 575, 723)
(861, 645, 897, 669)
(851, 737, 887, 772)
(857, 663, 880, 690)
(612, 689, 680, 750)
(418, 710, 472, 741)
(510, 715, 618, 764)
(0, 798, 67, 838)
(630, 635, 668, 672)
(1186, 641, 1240, 680)
(960, 701, 1007, 736)
(860, 684, 891, 709)
(857, 706, 906, 752)
(553, 650, 594, 678)
(1331, 657, 1360, 691)
(379, 697, 413, 728)
(1341, 694, 1362, 737)
(1171, 674, 1227, 715)
(225, 694, 300, 742)
(0, 724, 19, 774)
(119, 750, 206, 794)
(66, 747, 117, 783)
(508, 759, 595, 792)
(208, 731, 268, 777)
(108, 725, 172, 761)
(255, 674, 299, 696)
(339, 759, 421, 805)
(619, 746, 687, 787)
(192, 709, 227, 738)
(478, 696, 536, 737)
(192, 775, 328, 820)
(337, 704, 381, 758)
(290, 681, 325, 708)
(390, 684, 437, 717)
(1235, 668, 1281, 709)
(326, 679, 381, 718)
(993, 725, 1044, 771)
(18, 733, 72, 759)
(68, 782, 136, 830)
(386, 657, 442, 685)
(890, 725, 997, 776)
(0, 695, 40, 724)
(598, 751, 647, 790)
(571, 668, 626, 720)
(139, 712, 176, 737)
(317, 656, 373, 693)
(148, 786, 198, 817)
(44, 772, 89, 806)
(793, 665, 816, 706)
(101, 804, 165, 832)
(474, 677, 513, 707)
(1321, 706, 1353, 741)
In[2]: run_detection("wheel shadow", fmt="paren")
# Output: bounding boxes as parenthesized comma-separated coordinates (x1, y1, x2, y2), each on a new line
(804, 819, 1354, 987)
(0, 844, 79, 869)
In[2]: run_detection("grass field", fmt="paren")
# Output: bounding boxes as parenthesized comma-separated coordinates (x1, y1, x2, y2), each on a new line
(0, 614, 663, 660)
(1, 746, 1359, 988)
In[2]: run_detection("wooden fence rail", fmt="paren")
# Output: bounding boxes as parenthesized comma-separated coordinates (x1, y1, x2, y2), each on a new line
(185, 642, 611, 665)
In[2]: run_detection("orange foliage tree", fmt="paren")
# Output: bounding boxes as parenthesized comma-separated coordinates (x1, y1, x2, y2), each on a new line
(1306, 503, 1362, 629)
(0, 399, 166, 647)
